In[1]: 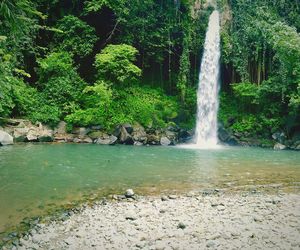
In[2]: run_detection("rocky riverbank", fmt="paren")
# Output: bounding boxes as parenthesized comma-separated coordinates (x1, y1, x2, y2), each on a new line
(2, 191, 300, 250)
(0, 118, 192, 146)
(1, 118, 300, 150)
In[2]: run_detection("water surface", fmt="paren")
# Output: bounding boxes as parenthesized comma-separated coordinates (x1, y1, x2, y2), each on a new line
(0, 143, 299, 232)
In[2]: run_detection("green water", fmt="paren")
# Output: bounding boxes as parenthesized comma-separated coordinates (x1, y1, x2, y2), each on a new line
(0, 144, 299, 232)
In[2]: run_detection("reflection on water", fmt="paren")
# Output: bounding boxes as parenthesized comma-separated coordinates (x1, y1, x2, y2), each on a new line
(0, 143, 299, 232)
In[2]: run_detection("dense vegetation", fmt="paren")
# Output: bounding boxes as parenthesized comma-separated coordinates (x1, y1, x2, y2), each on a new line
(0, 0, 299, 141)
(0, 0, 211, 130)
(218, 0, 300, 141)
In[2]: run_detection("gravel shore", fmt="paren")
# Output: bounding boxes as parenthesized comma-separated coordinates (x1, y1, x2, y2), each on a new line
(9, 192, 300, 250)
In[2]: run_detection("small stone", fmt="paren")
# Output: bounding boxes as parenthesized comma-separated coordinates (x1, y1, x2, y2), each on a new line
(217, 205, 225, 211)
(159, 209, 166, 213)
(161, 196, 168, 201)
(206, 241, 216, 248)
(125, 215, 137, 221)
(168, 195, 177, 199)
(125, 189, 135, 198)
(177, 222, 186, 229)
(254, 216, 263, 222)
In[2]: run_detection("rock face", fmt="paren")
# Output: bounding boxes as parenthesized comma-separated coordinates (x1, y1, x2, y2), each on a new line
(0, 130, 13, 145)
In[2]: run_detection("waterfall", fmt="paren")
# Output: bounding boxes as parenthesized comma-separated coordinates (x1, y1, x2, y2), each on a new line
(194, 10, 220, 148)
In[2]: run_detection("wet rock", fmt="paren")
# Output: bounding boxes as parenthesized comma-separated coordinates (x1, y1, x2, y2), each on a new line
(274, 143, 286, 150)
(0, 130, 14, 145)
(178, 129, 193, 143)
(125, 189, 135, 198)
(160, 136, 171, 146)
(134, 141, 143, 146)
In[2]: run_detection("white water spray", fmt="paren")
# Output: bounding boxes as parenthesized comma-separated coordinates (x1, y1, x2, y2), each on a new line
(194, 10, 220, 148)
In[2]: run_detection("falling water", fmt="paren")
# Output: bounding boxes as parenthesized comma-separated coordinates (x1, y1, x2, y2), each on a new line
(195, 10, 220, 148)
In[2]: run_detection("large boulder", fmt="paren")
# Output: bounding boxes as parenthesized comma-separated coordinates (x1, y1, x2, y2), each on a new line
(54, 121, 67, 135)
(217, 124, 239, 146)
(72, 127, 90, 137)
(178, 129, 193, 143)
(38, 128, 54, 142)
(274, 143, 286, 150)
(122, 123, 133, 134)
(88, 131, 106, 140)
(95, 135, 118, 145)
(272, 132, 286, 144)
(160, 136, 171, 146)
(132, 124, 147, 144)
(0, 130, 14, 145)
(218, 125, 231, 142)
(147, 134, 160, 145)
(26, 129, 39, 141)
(13, 127, 29, 142)
(120, 126, 134, 144)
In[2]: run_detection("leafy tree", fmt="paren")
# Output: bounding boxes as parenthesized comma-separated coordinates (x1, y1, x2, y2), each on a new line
(37, 52, 86, 115)
(94, 44, 141, 86)
(53, 15, 97, 58)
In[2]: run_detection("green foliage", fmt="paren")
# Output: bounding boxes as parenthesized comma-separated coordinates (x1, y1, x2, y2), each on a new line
(219, 0, 300, 137)
(54, 15, 97, 58)
(95, 44, 141, 85)
(66, 84, 178, 129)
(232, 82, 259, 105)
(37, 52, 86, 115)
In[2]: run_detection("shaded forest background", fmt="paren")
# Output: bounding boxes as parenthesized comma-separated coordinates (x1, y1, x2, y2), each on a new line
(0, 0, 299, 140)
